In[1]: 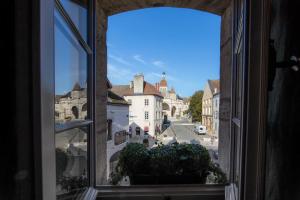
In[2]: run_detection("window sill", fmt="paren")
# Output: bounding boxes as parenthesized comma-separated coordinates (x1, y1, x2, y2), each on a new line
(96, 184, 225, 200)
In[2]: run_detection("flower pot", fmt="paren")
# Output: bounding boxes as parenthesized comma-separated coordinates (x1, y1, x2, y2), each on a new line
(130, 174, 207, 185)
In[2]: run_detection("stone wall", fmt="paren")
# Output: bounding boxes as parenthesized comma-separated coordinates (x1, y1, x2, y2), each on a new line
(218, 1, 233, 177)
(95, 4, 109, 185)
(99, 0, 231, 16)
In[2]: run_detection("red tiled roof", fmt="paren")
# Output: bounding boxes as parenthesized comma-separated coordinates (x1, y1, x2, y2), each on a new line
(111, 81, 163, 98)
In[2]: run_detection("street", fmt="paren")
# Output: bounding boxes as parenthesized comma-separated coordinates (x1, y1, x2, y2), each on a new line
(157, 121, 219, 163)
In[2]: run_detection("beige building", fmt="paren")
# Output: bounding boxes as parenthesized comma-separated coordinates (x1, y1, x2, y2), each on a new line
(55, 83, 87, 124)
(202, 80, 220, 134)
(155, 73, 189, 122)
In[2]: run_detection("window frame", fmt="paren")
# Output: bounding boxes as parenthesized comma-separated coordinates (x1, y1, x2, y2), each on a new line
(38, 0, 97, 199)
(35, 0, 270, 198)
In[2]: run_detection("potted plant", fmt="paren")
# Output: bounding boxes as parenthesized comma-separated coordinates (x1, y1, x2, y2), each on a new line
(115, 143, 150, 184)
(112, 143, 226, 185)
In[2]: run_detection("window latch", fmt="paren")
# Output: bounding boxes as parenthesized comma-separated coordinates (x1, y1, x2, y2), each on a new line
(268, 40, 299, 91)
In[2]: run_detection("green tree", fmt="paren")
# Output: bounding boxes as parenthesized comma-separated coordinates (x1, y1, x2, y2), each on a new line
(187, 90, 203, 122)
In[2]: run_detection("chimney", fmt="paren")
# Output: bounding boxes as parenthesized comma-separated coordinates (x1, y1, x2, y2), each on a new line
(133, 74, 144, 94)
(214, 88, 218, 94)
(129, 81, 133, 89)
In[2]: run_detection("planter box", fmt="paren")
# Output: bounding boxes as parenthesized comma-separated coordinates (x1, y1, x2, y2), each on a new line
(130, 175, 206, 185)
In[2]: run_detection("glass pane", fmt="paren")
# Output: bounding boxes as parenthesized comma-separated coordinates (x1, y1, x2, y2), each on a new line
(56, 127, 88, 199)
(60, 0, 88, 41)
(55, 9, 88, 125)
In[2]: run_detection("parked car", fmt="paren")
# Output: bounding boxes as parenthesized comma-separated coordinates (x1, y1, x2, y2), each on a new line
(194, 125, 207, 135)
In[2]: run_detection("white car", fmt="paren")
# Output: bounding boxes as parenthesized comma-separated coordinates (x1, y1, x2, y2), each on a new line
(194, 125, 207, 135)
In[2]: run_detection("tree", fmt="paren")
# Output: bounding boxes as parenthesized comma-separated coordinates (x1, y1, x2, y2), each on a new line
(187, 90, 203, 122)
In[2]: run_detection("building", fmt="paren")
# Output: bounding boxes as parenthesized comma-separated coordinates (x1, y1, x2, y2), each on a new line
(111, 74, 163, 137)
(213, 92, 220, 136)
(55, 83, 88, 124)
(106, 88, 130, 180)
(202, 80, 220, 134)
(10, 0, 299, 199)
(155, 73, 189, 121)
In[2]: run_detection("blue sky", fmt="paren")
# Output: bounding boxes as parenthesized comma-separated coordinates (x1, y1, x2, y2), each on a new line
(107, 7, 220, 97)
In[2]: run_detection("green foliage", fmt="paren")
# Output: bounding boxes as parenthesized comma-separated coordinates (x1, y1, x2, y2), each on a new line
(149, 145, 178, 176)
(116, 143, 150, 177)
(56, 148, 68, 179)
(111, 143, 224, 185)
(207, 163, 228, 184)
(174, 143, 210, 177)
(187, 90, 204, 122)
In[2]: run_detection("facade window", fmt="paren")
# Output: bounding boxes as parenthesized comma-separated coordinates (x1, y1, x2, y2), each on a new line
(107, 119, 112, 140)
(145, 99, 149, 106)
(135, 127, 140, 135)
(145, 111, 149, 120)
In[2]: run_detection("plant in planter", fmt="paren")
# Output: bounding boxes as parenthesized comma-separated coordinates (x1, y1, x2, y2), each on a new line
(174, 143, 211, 183)
(207, 163, 227, 184)
(115, 143, 150, 179)
(111, 143, 226, 185)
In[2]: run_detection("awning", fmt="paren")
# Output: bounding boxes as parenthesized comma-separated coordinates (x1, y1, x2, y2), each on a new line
(144, 126, 149, 132)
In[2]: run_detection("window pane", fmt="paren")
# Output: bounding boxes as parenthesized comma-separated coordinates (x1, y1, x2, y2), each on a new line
(55, 9, 88, 125)
(55, 127, 88, 199)
(60, 0, 88, 41)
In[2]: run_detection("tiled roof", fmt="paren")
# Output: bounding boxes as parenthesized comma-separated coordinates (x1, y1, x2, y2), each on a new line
(107, 90, 129, 105)
(208, 79, 220, 94)
(111, 81, 163, 97)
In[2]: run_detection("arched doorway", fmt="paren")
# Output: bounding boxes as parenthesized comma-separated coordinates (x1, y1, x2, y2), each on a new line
(162, 102, 170, 111)
(171, 106, 176, 117)
(71, 106, 79, 119)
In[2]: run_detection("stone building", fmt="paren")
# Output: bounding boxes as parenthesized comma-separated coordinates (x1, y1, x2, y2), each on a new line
(106, 87, 130, 180)
(213, 91, 220, 136)
(202, 80, 220, 134)
(155, 73, 189, 122)
(111, 74, 163, 137)
(55, 83, 88, 124)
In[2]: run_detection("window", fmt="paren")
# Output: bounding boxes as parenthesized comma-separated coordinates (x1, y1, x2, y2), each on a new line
(136, 127, 141, 135)
(54, 0, 93, 198)
(107, 119, 112, 140)
(145, 99, 149, 106)
(114, 130, 127, 145)
(145, 111, 149, 120)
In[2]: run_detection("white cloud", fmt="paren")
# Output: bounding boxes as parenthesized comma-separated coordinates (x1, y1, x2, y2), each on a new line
(108, 54, 131, 66)
(108, 63, 134, 82)
(152, 60, 166, 68)
(133, 55, 146, 64)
